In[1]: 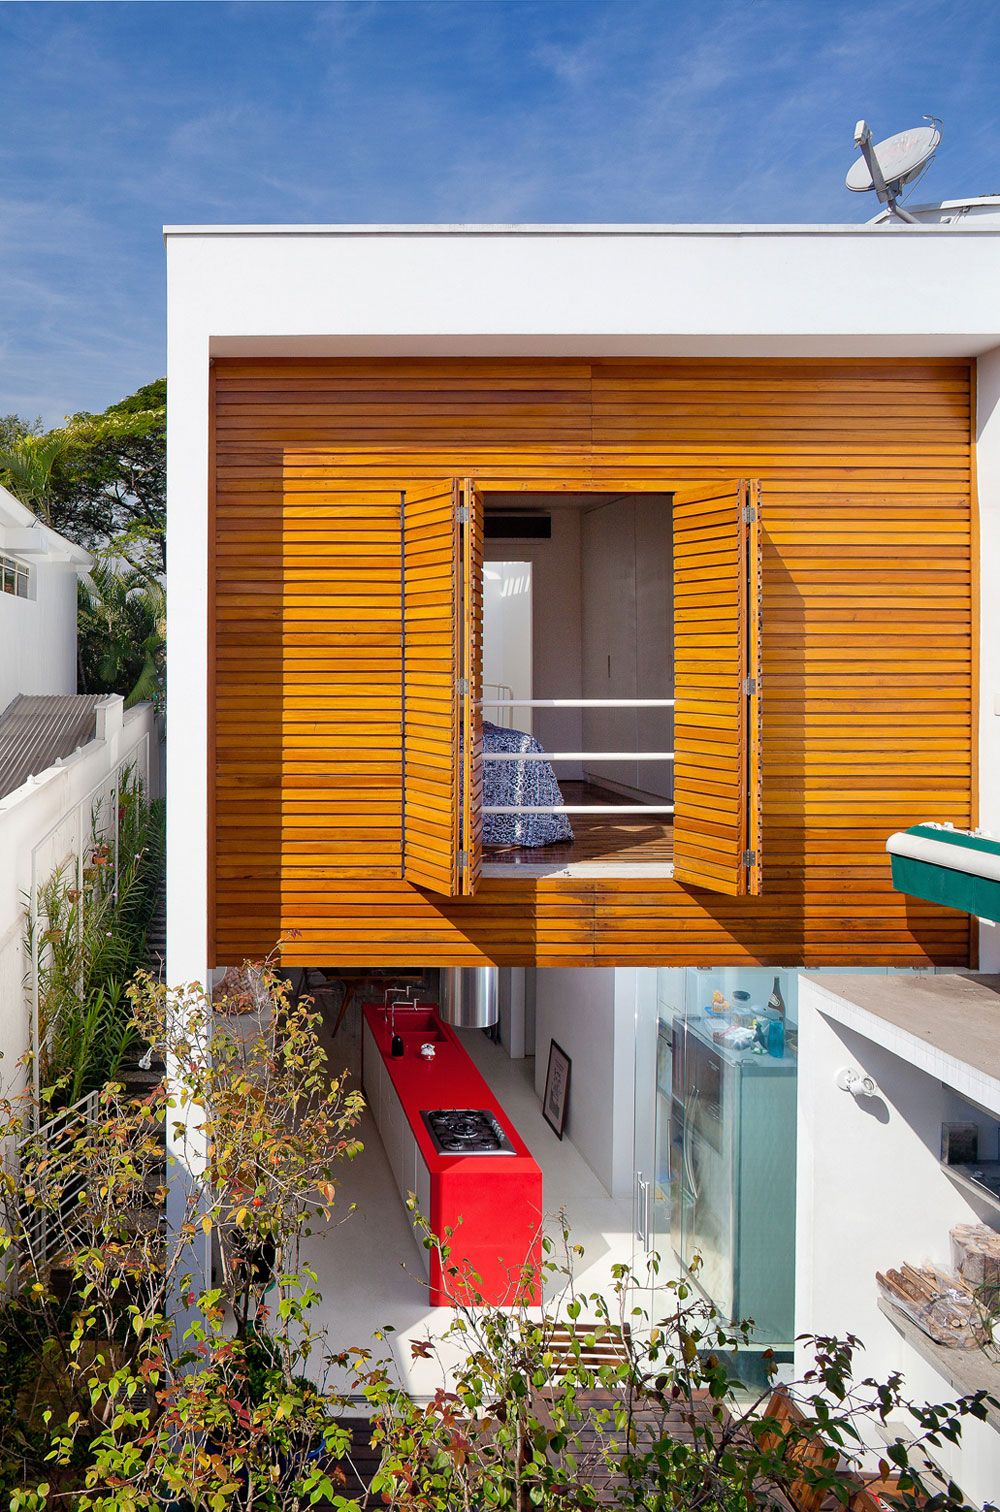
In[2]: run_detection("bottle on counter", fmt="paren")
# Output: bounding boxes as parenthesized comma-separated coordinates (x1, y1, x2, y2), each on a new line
(767, 975, 786, 1020)
(766, 1013, 785, 1059)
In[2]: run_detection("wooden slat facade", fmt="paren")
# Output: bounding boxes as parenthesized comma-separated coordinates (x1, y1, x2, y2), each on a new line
(211, 357, 976, 969)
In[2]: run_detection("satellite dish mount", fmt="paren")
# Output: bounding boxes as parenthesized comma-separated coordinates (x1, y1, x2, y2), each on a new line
(847, 117, 942, 223)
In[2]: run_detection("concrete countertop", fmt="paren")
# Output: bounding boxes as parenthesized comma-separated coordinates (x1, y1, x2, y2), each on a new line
(800, 972, 1000, 1115)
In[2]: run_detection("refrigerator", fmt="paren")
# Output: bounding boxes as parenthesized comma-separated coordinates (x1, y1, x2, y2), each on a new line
(668, 1014, 797, 1348)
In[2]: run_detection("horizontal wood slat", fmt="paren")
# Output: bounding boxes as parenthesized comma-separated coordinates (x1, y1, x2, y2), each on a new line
(210, 356, 974, 969)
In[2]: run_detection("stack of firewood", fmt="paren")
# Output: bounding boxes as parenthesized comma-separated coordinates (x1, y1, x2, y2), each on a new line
(876, 1260, 985, 1349)
(950, 1223, 1000, 1293)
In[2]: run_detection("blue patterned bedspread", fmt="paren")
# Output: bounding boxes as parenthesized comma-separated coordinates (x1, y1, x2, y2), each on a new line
(483, 720, 574, 848)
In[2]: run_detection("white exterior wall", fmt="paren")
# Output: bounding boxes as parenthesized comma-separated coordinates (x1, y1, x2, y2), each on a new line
(795, 976, 1000, 1507)
(977, 343, 1000, 970)
(165, 222, 1000, 990)
(0, 699, 158, 1103)
(0, 559, 79, 713)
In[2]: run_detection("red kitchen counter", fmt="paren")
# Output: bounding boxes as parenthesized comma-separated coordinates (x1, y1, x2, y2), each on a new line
(362, 1003, 542, 1306)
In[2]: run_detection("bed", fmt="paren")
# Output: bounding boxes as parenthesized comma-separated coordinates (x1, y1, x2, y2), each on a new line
(482, 719, 574, 848)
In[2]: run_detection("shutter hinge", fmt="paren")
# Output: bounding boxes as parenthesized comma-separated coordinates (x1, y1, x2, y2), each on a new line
(457, 850, 469, 869)
(743, 676, 757, 696)
(456, 676, 470, 696)
(743, 849, 757, 870)
(743, 504, 757, 523)
(457, 504, 470, 523)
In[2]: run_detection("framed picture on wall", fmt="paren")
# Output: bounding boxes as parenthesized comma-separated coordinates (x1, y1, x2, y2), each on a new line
(543, 1040, 571, 1139)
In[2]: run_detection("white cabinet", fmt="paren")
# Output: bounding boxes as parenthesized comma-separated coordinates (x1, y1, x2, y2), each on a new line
(363, 1022, 430, 1268)
(362, 1021, 381, 1125)
(413, 1149, 432, 1276)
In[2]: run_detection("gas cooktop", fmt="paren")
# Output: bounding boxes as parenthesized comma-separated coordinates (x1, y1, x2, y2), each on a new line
(421, 1108, 516, 1156)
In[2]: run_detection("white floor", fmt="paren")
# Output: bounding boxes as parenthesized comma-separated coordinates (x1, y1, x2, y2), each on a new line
(301, 1002, 658, 1400)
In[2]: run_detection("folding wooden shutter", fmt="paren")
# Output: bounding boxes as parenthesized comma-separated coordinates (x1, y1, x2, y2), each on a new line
(672, 478, 762, 896)
(459, 479, 484, 896)
(402, 478, 482, 895)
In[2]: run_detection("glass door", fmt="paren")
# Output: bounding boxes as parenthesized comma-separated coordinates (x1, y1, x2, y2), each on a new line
(635, 966, 801, 1351)
(632, 970, 683, 1282)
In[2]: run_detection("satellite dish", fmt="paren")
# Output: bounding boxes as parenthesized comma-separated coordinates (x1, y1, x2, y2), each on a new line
(846, 117, 941, 222)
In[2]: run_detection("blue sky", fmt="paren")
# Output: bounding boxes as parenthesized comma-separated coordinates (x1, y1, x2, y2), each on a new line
(0, 0, 997, 424)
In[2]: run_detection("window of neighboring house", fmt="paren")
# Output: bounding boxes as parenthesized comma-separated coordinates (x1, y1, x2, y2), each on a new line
(0, 552, 30, 598)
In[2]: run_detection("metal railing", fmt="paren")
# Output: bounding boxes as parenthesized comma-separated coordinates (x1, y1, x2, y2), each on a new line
(479, 697, 675, 816)
(14, 1089, 100, 1276)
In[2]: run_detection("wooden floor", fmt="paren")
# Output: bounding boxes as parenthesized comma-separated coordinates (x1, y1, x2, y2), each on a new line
(486, 781, 674, 868)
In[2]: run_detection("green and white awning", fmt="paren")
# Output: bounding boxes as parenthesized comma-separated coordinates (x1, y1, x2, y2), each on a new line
(886, 823, 1000, 923)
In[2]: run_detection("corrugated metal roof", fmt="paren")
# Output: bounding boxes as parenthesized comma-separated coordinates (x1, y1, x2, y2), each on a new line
(0, 694, 105, 801)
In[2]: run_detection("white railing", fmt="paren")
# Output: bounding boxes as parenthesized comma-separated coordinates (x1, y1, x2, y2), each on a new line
(484, 804, 675, 814)
(14, 1088, 100, 1277)
(482, 698, 676, 708)
(482, 681, 515, 727)
(27, 732, 151, 1109)
(479, 697, 674, 817)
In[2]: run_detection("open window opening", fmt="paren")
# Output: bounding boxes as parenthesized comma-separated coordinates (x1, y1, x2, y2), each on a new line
(480, 492, 676, 874)
(400, 475, 760, 897)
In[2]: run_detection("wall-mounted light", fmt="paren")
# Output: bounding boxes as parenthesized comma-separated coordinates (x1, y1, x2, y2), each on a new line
(836, 1066, 882, 1102)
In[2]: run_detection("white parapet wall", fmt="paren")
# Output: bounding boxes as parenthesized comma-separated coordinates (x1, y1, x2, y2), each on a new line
(0, 697, 160, 1103)
(795, 972, 1000, 1507)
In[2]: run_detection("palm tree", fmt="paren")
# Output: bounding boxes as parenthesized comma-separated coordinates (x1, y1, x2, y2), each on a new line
(77, 562, 166, 709)
(0, 431, 69, 522)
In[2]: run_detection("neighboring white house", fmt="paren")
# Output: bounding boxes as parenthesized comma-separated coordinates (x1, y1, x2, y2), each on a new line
(0, 490, 158, 1101)
(0, 482, 90, 716)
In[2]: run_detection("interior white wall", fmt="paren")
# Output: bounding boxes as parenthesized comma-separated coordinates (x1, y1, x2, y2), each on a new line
(795, 977, 1000, 1506)
(484, 513, 583, 775)
(0, 561, 78, 713)
(977, 344, 1000, 970)
(483, 561, 533, 733)
(581, 495, 673, 800)
(533, 967, 636, 1197)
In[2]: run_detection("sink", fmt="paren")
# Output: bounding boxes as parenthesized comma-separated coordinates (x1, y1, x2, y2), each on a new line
(390, 1009, 441, 1034)
(398, 1025, 447, 1044)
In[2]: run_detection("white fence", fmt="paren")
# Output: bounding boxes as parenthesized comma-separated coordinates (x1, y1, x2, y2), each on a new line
(14, 1088, 100, 1276)
(0, 697, 159, 1109)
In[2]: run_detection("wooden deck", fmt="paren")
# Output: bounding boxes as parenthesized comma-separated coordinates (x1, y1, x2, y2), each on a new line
(485, 780, 675, 868)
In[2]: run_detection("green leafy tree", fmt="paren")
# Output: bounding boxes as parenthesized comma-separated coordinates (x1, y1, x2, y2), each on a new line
(0, 431, 70, 522)
(0, 381, 166, 572)
(77, 561, 166, 709)
(52, 378, 166, 573)
(0, 961, 365, 1509)
(353, 1219, 996, 1512)
(0, 413, 42, 449)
